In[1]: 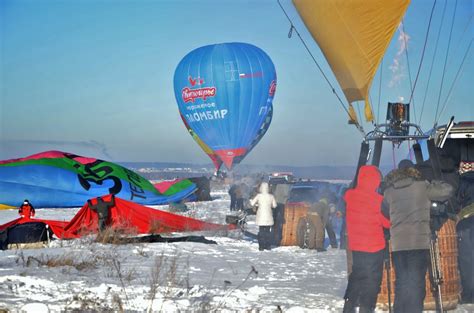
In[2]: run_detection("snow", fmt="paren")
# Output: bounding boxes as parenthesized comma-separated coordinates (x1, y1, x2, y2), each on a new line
(0, 188, 472, 312)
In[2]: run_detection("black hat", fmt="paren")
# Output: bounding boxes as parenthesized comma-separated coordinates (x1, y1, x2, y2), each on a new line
(398, 159, 415, 170)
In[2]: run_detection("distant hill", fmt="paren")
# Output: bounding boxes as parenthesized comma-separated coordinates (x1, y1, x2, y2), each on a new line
(231, 164, 357, 180)
(120, 161, 394, 180)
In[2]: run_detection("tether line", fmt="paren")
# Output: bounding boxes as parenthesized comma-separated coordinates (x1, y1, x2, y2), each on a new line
(408, 0, 437, 108)
(401, 21, 417, 123)
(419, 0, 448, 125)
(437, 39, 472, 123)
(434, 0, 458, 125)
(377, 58, 383, 125)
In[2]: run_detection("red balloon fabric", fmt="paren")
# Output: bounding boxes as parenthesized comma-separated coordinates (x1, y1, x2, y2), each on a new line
(0, 195, 235, 240)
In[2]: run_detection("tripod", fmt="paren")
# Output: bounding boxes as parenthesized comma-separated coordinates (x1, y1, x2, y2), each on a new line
(429, 229, 444, 313)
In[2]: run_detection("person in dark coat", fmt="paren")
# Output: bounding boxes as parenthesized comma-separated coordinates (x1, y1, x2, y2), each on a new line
(416, 155, 460, 213)
(457, 166, 474, 303)
(88, 196, 115, 232)
(18, 199, 35, 219)
(271, 183, 291, 246)
(228, 183, 238, 211)
(235, 183, 245, 211)
(336, 188, 348, 249)
(383, 159, 453, 313)
(343, 165, 390, 313)
(307, 197, 331, 251)
(325, 201, 338, 248)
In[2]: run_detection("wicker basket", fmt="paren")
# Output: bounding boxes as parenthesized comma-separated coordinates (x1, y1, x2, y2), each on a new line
(296, 212, 325, 249)
(281, 203, 309, 246)
(376, 219, 460, 310)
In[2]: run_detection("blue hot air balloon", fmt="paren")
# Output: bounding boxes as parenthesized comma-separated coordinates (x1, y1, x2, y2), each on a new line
(174, 42, 277, 170)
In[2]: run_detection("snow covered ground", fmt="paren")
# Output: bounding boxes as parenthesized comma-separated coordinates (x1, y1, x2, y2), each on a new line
(0, 189, 472, 312)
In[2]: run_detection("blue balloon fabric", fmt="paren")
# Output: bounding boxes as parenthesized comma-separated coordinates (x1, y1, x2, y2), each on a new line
(174, 42, 277, 169)
(0, 151, 196, 208)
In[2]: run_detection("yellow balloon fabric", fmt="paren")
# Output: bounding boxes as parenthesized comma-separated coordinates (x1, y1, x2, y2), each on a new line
(187, 122, 223, 170)
(293, 0, 410, 122)
(348, 103, 359, 125)
(0, 203, 16, 210)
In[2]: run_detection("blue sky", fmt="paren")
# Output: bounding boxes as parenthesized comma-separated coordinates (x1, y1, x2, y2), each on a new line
(1, 0, 472, 167)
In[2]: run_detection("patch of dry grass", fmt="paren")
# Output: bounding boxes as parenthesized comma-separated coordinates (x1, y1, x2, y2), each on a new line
(26, 254, 98, 271)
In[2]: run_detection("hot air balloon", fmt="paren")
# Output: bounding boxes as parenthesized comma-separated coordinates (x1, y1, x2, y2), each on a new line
(174, 42, 277, 170)
(0, 151, 196, 208)
(292, 0, 410, 126)
(290, 0, 423, 166)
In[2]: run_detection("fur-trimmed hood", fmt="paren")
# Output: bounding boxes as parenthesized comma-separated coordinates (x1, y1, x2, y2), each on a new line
(384, 167, 422, 189)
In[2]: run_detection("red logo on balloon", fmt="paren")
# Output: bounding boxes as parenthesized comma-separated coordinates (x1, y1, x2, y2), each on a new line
(183, 76, 216, 102)
(269, 80, 276, 97)
(182, 87, 216, 103)
(188, 76, 205, 87)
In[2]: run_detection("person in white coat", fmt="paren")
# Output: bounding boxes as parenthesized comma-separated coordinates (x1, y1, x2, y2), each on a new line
(250, 182, 277, 250)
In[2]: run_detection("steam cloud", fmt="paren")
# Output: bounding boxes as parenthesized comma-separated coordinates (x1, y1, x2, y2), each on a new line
(388, 24, 411, 88)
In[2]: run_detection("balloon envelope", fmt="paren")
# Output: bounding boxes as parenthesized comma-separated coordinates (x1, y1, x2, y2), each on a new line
(292, 0, 410, 123)
(0, 151, 196, 208)
(174, 42, 277, 169)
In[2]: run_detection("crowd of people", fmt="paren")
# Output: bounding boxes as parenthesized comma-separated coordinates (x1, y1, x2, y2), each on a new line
(344, 158, 474, 313)
(229, 157, 473, 312)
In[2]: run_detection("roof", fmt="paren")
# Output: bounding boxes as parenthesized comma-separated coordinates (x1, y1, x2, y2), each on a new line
(436, 121, 474, 141)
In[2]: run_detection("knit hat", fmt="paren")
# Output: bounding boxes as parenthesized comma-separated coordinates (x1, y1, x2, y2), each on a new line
(398, 159, 415, 170)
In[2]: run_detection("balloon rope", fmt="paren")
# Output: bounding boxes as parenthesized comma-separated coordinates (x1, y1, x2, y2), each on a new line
(401, 21, 417, 123)
(443, 15, 473, 70)
(434, 0, 458, 125)
(407, 139, 414, 161)
(392, 144, 397, 170)
(436, 39, 473, 123)
(276, 0, 365, 135)
(377, 58, 383, 125)
(419, 0, 448, 125)
(356, 101, 363, 123)
(407, 0, 437, 111)
(369, 92, 376, 126)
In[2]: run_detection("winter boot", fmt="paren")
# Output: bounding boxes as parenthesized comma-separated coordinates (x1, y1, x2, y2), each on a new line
(358, 305, 375, 313)
(342, 299, 356, 313)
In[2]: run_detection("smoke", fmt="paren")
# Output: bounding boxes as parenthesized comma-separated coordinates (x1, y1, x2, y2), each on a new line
(388, 24, 411, 88)
(87, 140, 112, 160)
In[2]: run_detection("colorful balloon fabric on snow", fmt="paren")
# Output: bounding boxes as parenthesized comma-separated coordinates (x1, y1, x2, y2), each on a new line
(174, 42, 277, 170)
(0, 151, 196, 208)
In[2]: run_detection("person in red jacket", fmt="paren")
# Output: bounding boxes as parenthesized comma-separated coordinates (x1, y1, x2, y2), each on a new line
(342, 165, 390, 313)
(19, 199, 35, 219)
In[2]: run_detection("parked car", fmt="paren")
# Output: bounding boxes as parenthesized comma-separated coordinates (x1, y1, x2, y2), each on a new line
(286, 181, 343, 205)
(268, 172, 295, 185)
